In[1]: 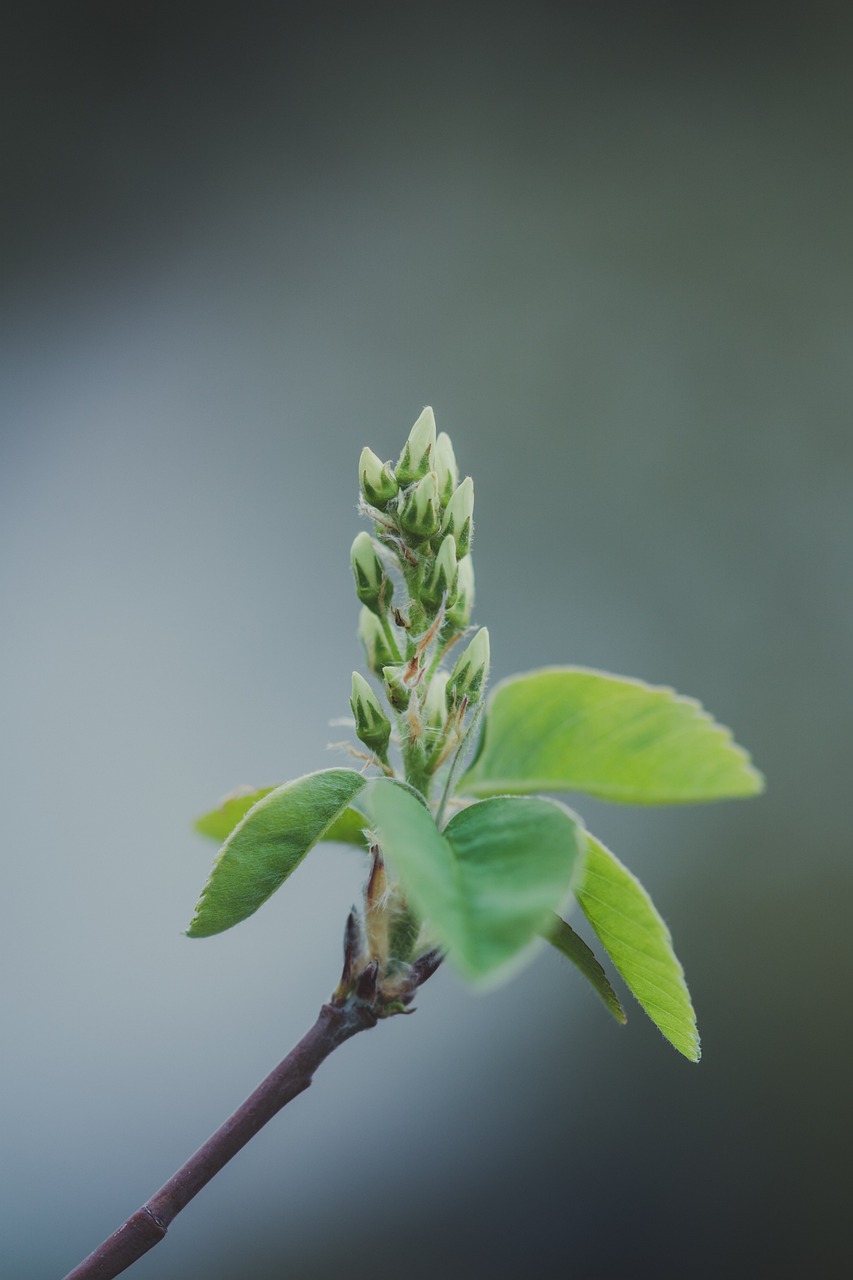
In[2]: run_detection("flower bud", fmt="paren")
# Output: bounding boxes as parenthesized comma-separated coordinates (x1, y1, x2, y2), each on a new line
(433, 432, 458, 506)
(351, 531, 392, 614)
(350, 672, 392, 758)
(359, 446, 398, 509)
(422, 534, 458, 610)
(398, 471, 440, 541)
(445, 554, 475, 629)
(446, 627, 490, 711)
(424, 670, 450, 732)
(441, 476, 474, 557)
(358, 607, 398, 675)
(396, 407, 436, 486)
(382, 664, 411, 712)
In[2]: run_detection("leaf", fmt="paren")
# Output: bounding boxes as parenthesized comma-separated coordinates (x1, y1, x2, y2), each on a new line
(543, 913, 626, 1024)
(187, 769, 367, 937)
(577, 835, 700, 1061)
(322, 806, 370, 848)
(369, 781, 585, 984)
(197, 789, 369, 849)
(195, 788, 276, 842)
(458, 666, 764, 805)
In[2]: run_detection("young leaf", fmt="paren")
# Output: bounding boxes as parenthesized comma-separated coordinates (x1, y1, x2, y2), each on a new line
(543, 913, 626, 1024)
(195, 788, 277, 842)
(197, 790, 369, 850)
(458, 666, 764, 805)
(187, 769, 367, 938)
(322, 806, 371, 848)
(369, 781, 585, 984)
(577, 835, 700, 1061)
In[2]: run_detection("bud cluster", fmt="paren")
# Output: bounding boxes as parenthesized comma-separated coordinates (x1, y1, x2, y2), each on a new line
(349, 408, 489, 798)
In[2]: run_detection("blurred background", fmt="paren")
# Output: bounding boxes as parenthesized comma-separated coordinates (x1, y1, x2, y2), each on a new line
(2, 3, 851, 1276)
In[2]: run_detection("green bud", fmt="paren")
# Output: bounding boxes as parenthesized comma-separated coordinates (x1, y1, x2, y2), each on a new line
(359, 446, 398, 509)
(351, 531, 392, 614)
(358, 608, 399, 675)
(446, 627, 490, 711)
(398, 471, 440, 541)
(445, 554, 475, 629)
(424, 670, 450, 732)
(433, 432, 458, 506)
(382, 664, 411, 712)
(350, 672, 392, 758)
(441, 476, 474, 557)
(422, 534, 459, 610)
(396, 407, 436, 486)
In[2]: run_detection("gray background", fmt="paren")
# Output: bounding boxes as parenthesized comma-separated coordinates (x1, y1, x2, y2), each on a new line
(2, 4, 850, 1277)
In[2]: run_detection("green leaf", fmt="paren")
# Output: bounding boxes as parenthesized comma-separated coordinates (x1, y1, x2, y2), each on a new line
(321, 806, 370, 848)
(459, 666, 764, 805)
(369, 781, 585, 984)
(543, 913, 626, 1024)
(196, 789, 369, 850)
(577, 835, 700, 1061)
(187, 769, 367, 938)
(194, 788, 277, 842)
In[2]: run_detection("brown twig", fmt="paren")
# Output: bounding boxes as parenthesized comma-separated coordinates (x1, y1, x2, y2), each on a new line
(61, 997, 379, 1280)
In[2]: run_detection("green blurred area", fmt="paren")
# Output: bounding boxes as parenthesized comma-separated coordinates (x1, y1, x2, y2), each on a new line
(1, 4, 850, 1277)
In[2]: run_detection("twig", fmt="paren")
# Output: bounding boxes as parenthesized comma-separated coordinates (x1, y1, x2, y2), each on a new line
(61, 998, 379, 1280)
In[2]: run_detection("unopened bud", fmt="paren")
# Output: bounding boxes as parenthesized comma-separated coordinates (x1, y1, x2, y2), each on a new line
(359, 446, 398, 509)
(382, 664, 411, 712)
(441, 476, 474, 557)
(446, 554, 475, 629)
(396, 407, 436, 486)
(351, 532, 392, 614)
(446, 627, 490, 711)
(424, 670, 450, 732)
(358, 608, 399, 675)
(350, 672, 392, 757)
(411, 947, 444, 988)
(433, 432, 458, 506)
(422, 534, 458, 610)
(398, 471, 440, 541)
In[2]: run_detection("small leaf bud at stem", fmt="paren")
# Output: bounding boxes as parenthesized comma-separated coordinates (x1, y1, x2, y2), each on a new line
(396, 407, 437, 486)
(446, 627, 490, 711)
(358, 608, 399, 675)
(411, 947, 444, 987)
(383, 664, 411, 711)
(422, 534, 459, 610)
(433, 432, 458, 506)
(351, 531, 393, 614)
(398, 471, 440, 541)
(442, 476, 474, 557)
(446, 554, 475, 629)
(350, 672, 392, 758)
(359, 447, 399, 508)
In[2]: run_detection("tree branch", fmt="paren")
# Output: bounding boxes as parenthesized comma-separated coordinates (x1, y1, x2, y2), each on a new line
(61, 998, 378, 1280)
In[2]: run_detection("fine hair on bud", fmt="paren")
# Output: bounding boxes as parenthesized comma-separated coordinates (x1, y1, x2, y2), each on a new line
(396, 407, 437, 486)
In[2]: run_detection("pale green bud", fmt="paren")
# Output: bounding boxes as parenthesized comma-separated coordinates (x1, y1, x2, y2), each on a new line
(445, 554, 475, 629)
(382, 664, 411, 712)
(398, 471, 440, 541)
(433, 432, 458, 506)
(351, 531, 392, 614)
(358, 608, 398, 676)
(359, 446, 398, 509)
(424, 671, 450, 732)
(446, 627, 490, 711)
(422, 534, 459, 611)
(350, 672, 392, 758)
(441, 476, 474, 558)
(396, 407, 436, 486)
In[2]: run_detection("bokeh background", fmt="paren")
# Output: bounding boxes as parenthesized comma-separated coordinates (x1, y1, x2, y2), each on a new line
(2, 3, 851, 1276)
